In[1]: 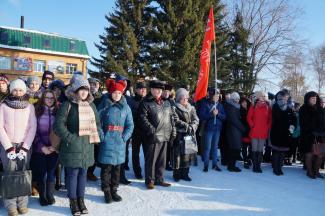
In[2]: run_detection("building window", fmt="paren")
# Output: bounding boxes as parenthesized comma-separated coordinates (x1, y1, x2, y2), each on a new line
(43, 39, 50, 48)
(66, 63, 77, 74)
(33, 60, 46, 73)
(23, 35, 31, 45)
(69, 41, 76, 51)
(0, 32, 8, 44)
(0, 56, 11, 70)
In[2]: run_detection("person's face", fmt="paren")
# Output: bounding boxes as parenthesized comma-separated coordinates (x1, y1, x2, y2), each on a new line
(151, 88, 162, 99)
(212, 94, 219, 102)
(43, 78, 52, 88)
(241, 100, 247, 109)
(321, 100, 325, 109)
(225, 93, 231, 100)
(309, 96, 317, 106)
(162, 90, 171, 99)
(11, 89, 25, 97)
(44, 92, 55, 107)
(90, 82, 99, 94)
(77, 89, 89, 100)
(179, 95, 189, 106)
(235, 98, 240, 103)
(53, 87, 62, 98)
(111, 91, 122, 102)
(28, 81, 40, 92)
(0, 81, 8, 93)
(258, 94, 267, 102)
(136, 87, 147, 97)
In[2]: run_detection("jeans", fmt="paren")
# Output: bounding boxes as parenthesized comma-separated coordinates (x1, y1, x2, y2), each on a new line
(204, 130, 221, 167)
(32, 152, 58, 184)
(65, 167, 87, 199)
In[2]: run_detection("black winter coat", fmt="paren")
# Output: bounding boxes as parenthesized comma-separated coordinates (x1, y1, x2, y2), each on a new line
(138, 93, 176, 144)
(126, 94, 144, 135)
(270, 104, 296, 150)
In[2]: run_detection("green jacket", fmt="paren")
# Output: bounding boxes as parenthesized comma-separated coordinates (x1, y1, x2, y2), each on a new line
(54, 100, 101, 168)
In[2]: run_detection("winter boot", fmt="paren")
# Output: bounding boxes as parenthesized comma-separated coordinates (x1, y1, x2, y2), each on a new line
(87, 169, 98, 181)
(17, 207, 28, 214)
(256, 152, 263, 173)
(55, 164, 62, 190)
(7, 209, 18, 216)
(314, 156, 324, 178)
(38, 182, 48, 206)
(203, 165, 208, 172)
(305, 153, 315, 179)
(119, 166, 131, 185)
(252, 152, 258, 172)
(69, 199, 81, 216)
(77, 197, 88, 214)
(111, 189, 122, 202)
(104, 191, 113, 203)
(32, 181, 39, 196)
(46, 182, 56, 205)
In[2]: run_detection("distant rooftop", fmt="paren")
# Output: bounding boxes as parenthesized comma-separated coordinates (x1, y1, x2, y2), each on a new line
(0, 26, 90, 59)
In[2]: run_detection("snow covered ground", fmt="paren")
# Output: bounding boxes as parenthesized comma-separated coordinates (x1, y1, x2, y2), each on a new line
(1, 153, 324, 216)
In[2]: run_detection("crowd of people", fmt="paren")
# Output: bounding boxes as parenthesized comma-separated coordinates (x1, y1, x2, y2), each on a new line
(0, 71, 324, 216)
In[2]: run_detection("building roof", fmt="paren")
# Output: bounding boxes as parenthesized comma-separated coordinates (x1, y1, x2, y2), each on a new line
(0, 26, 90, 59)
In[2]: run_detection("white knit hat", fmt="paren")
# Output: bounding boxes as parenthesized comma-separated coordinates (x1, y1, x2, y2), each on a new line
(230, 92, 240, 101)
(9, 79, 27, 94)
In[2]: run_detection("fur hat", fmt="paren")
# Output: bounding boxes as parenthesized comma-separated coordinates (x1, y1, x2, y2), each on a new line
(70, 75, 90, 92)
(105, 79, 127, 94)
(88, 77, 100, 84)
(49, 79, 65, 90)
(135, 82, 147, 89)
(175, 88, 189, 103)
(42, 70, 54, 81)
(27, 75, 41, 86)
(149, 80, 165, 90)
(10, 79, 27, 94)
(0, 74, 9, 85)
(164, 83, 173, 91)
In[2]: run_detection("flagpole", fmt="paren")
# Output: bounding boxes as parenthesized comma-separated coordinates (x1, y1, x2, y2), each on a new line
(213, 28, 218, 124)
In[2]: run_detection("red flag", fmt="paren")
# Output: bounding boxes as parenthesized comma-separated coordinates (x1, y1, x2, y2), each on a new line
(194, 7, 215, 102)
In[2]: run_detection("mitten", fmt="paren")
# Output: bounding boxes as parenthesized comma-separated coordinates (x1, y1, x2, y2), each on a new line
(17, 147, 28, 160)
(6, 147, 16, 160)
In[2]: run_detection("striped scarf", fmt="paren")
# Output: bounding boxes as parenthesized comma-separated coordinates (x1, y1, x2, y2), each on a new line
(78, 101, 100, 144)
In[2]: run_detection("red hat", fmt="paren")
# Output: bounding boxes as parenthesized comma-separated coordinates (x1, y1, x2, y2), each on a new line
(105, 79, 127, 94)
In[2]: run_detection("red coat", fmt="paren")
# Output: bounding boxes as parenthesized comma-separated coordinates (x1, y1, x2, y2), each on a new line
(247, 101, 272, 139)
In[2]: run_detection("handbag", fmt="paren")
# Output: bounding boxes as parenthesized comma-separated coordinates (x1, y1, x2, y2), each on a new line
(183, 135, 198, 155)
(0, 159, 32, 199)
(312, 140, 325, 156)
(49, 103, 71, 152)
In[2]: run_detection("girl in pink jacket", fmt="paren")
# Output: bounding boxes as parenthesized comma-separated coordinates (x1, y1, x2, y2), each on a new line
(0, 79, 37, 216)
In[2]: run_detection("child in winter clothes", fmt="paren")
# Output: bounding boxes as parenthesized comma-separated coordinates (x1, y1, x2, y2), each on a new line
(32, 90, 59, 206)
(98, 78, 134, 203)
(0, 79, 37, 216)
(26, 75, 42, 104)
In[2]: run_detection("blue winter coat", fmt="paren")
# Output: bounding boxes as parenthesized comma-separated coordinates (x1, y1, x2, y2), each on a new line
(98, 96, 134, 165)
(198, 99, 226, 132)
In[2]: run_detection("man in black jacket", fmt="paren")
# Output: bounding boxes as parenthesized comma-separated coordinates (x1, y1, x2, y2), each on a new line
(139, 80, 176, 189)
(127, 82, 147, 179)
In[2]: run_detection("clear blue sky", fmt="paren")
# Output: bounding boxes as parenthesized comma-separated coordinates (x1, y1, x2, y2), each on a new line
(0, 0, 324, 69)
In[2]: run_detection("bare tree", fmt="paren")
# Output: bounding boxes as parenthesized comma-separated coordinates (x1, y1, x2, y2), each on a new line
(225, 0, 303, 93)
(311, 45, 325, 93)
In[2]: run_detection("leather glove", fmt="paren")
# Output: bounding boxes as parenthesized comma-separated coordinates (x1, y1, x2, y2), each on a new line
(6, 147, 16, 160)
(17, 147, 28, 160)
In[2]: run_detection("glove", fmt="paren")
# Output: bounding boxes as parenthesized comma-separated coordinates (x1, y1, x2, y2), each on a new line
(17, 147, 28, 160)
(6, 147, 16, 160)
(289, 125, 295, 134)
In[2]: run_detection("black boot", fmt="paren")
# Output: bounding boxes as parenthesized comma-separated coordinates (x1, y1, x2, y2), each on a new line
(119, 166, 131, 185)
(111, 189, 122, 202)
(77, 197, 88, 214)
(38, 182, 48, 206)
(55, 164, 62, 190)
(46, 182, 56, 205)
(272, 151, 281, 176)
(203, 165, 208, 172)
(252, 152, 258, 172)
(104, 191, 113, 203)
(70, 199, 81, 216)
(256, 152, 263, 173)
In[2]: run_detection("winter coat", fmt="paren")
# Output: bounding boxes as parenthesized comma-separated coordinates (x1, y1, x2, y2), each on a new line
(54, 94, 101, 169)
(292, 112, 300, 138)
(224, 101, 245, 150)
(126, 93, 144, 135)
(240, 106, 251, 143)
(172, 103, 199, 169)
(247, 101, 272, 139)
(92, 91, 103, 109)
(33, 106, 55, 153)
(98, 96, 134, 165)
(138, 93, 176, 144)
(270, 103, 296, 150)
(0, 103, 37, 151)
(299, 94, 320, 153)
(198, 99, 226, 132)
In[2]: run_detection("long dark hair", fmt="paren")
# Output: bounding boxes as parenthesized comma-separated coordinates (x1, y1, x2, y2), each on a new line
(35, 89, 58, 119)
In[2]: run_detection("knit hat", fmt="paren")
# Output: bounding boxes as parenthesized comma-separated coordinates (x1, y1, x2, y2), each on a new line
(0, 74, 9, 85)
(105, 78, 127, 94)
(49, 79, 65, 90)
(149, 80, 165, 90)
(230, 92, 240, 101)
(175, 88, 189, 103)
(9, 79, 27, 94)
(42, 70, 54, 81)
(135, 82, 147, 89)
(27, 75, 41, 86)
(88, 77, 100, 84)
(164, 83, 173, 91)
(70, 75, 90, 92)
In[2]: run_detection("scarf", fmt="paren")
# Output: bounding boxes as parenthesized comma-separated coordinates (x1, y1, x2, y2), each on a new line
(78, 101, 100, 144)
(4, 94, 29, 109)
(0, 90, 9, 103)
(27, 89, 42, 99)
(228, 100, 240, 109)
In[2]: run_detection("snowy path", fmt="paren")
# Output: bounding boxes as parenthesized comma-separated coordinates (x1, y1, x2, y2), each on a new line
(1, 158, 324, 216)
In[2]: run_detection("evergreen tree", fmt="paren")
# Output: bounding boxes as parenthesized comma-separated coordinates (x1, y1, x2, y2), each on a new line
(91, 0, 149, 83)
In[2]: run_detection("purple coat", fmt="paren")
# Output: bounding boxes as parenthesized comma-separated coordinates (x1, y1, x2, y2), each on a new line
(33, 106, 55, 153)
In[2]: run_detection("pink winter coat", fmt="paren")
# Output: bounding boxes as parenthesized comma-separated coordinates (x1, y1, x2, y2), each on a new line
(0, 103, 37, 151)
(247, 101, 272, 139)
